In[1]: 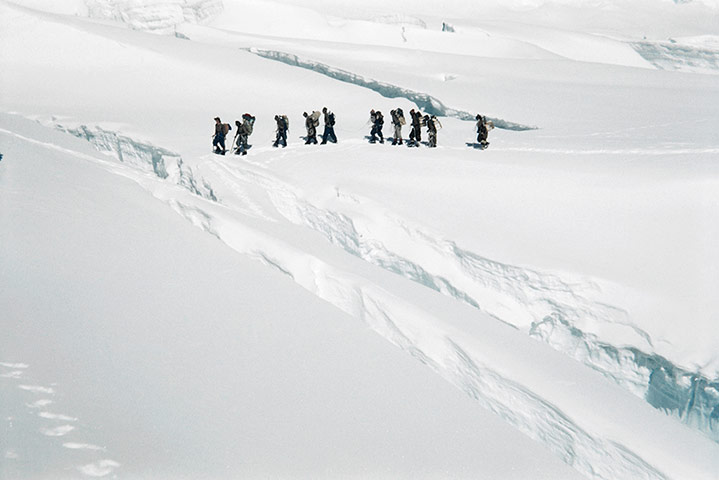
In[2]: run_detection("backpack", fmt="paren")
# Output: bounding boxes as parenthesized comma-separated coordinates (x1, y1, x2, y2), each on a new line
(281, 115, 289, 131)
(222, 123, 231, 135)
(397, 108, 406, 125)
(376, 112, 384, 125)
(328, 112, 335, 126)
(245, 118, 255, 135)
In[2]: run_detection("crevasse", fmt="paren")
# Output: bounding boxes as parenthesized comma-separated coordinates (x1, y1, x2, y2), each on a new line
(245, 48, 537, 131)
(57, 124, 217, 202)
(259, 177, 719, 443)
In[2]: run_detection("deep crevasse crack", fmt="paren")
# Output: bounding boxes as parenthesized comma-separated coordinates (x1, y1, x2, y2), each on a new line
(251, 171, 719, 443)
(245, 48, 537, 131)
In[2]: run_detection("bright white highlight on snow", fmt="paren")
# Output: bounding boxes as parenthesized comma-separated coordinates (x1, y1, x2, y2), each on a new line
(77, 459, 121, 477)
(40, 425, 76, 437)
(63, 442, 107, 451)
(17, 385, 55, 395)
(37, 412, 78, 422)
(1, 0, 718, 479)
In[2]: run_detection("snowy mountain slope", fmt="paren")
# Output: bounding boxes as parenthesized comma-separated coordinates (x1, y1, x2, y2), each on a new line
(208, 0, 719, 72)
(41, 0, 719, 420)
(2, 0, 719, 478)
(0, 114, 586, 479)
(3, 111, 719, 479)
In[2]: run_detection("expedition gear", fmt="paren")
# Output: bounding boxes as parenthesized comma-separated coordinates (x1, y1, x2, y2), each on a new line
(408, 109, 422, 147)
(369, 109, 384, 143)
(304, 111, 318, 144)
(321, 107, 337, 144)
(212, 117, 230, 154)
(476, 114, 492, 148)
(390, 108, 404, 145)
(273, 114, 288, 148)
(233, 113, 255, 155)
(242, 113, 255, 135)
(426, 115, 440, 148)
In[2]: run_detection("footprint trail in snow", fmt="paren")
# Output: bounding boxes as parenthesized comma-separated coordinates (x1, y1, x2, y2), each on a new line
(0, 361, 120, 477)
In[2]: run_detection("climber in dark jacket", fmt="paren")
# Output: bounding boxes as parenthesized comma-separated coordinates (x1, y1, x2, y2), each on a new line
(321, 107, 337, 144)
(476, 114, 489, 146)
(273, 115, 288, 148)
(409, 109, 423, 147)
(369, 109, 384, 143)
(212, 116, 228, 154)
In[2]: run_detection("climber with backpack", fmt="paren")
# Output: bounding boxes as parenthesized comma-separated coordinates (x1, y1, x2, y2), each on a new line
(426, 114, 441, 148)
(408, 109, 423, 147)
(369, 109, 384, 144)
(390, 108, 405, 145)
(273, 114, 289, 148)
(212, 116, 231, 155)
(321, 107, 337, 144)
(303, 111, 320, 145)
(475, 114, 493, 149)
(233, 113, 255, 155)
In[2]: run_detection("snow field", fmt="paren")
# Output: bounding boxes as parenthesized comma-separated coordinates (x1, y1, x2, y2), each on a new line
(2, 0, 719, 477)
(1, 114, 584, 478)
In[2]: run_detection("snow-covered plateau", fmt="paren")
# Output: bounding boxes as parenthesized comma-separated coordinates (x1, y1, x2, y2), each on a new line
(1, 0, 719, 479)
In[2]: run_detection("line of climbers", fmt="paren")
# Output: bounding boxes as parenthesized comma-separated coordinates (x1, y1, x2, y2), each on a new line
(213, 114, 256, 155)
(212, 108, 493, 155)
(371, 108, 443, 147)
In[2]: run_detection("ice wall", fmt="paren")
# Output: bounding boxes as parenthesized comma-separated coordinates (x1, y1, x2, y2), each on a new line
(246, 48, 538, 131)
(632, 38, 719, 74)
(57, 124, 217, 202)
(85, 0, 223, 33)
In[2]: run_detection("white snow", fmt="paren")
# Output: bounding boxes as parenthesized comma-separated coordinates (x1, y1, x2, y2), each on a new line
(1, 0, 719, 478)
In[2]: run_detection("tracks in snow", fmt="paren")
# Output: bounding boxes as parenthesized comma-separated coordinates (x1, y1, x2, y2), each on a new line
(0, 362, 119, 478)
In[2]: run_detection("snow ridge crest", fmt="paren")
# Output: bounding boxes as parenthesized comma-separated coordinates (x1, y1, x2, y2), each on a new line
(85, 0, 223, 33)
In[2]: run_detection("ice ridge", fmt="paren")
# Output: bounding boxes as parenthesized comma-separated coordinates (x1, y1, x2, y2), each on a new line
(57, 124, 217, 202)
(85, 0, 223, 34)
(632, 40, 719, 74)
(155, 161, 698, 479)
(53, 121, 719, 443)
(251, 175, 719, 443)
(245, 48, 537, 131)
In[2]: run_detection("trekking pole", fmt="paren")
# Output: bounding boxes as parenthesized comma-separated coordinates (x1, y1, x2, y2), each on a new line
(355, 119, 372, 132)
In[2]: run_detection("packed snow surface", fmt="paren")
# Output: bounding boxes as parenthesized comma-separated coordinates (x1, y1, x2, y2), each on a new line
(1, 0, 719, 478)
